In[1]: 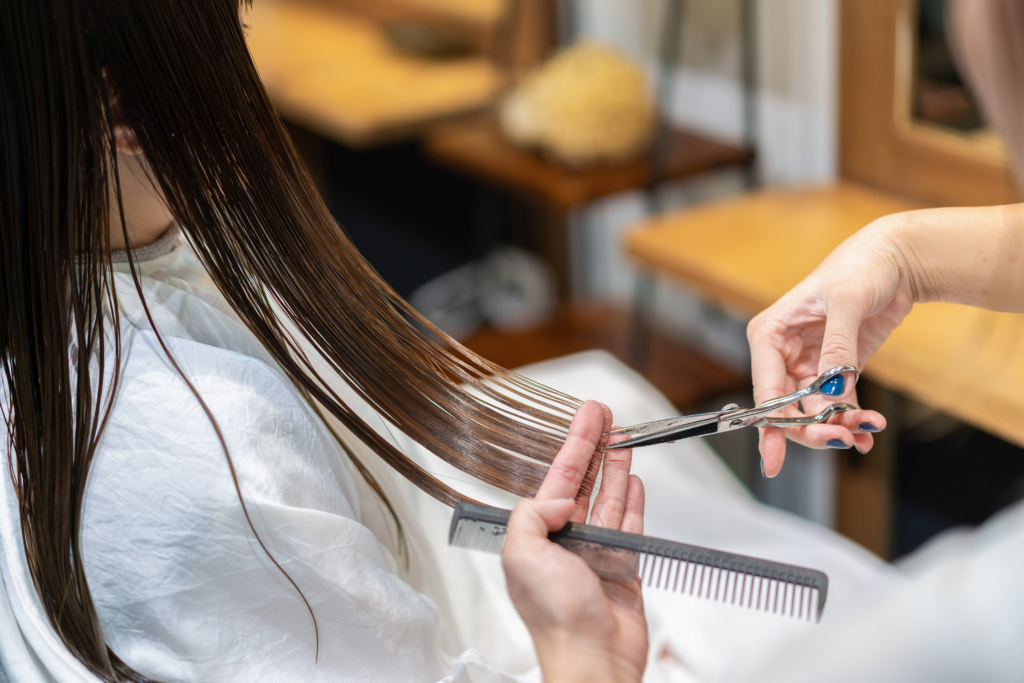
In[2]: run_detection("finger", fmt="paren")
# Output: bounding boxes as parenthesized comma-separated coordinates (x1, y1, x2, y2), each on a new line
(776, 407, 886, 452)
(847, 409, 885, 453)
(620, 475, 645, 535)
(573, 403, 614, 522)
(764, 426, 857, 478)
(503, 498, 576, 562)
(853, 432, 875, 453)
(589, 436, 633, 530)
(789, 424, 858, 449)
(536, 401, 606, 502)
(748, 312, 793, 408)
(832, 408, 886, 434)
(516, 498, 577, 536)
(819, 287, 873, 388)
(748, 313, 796, 476)
(759, 427, 788, 477)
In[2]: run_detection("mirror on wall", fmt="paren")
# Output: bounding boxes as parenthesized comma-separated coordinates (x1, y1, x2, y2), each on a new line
(843, 0, 1018, 205)
(910, 0, 984, 132)
(893, 0, 1009, 166)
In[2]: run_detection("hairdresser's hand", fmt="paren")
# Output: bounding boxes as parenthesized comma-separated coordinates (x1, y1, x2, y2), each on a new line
(747, 218, 910, 477)
(503, 401, 646, 683)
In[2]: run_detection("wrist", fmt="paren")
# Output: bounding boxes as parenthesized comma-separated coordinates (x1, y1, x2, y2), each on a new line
(879, 203, 1024, 310)
(878, 210, 931, 304)
(535, 633, 641, 683)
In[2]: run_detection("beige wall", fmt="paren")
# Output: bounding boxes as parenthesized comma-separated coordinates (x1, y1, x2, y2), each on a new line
(575, 0, 839, 184)
(568, 1, 841, 526)
(574, 0, 842, 312)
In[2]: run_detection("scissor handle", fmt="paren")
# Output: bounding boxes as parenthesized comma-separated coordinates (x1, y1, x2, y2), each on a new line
(753, 402, 856, 428)
(600, 365, 860, 450)
(724, 365, 859, 430)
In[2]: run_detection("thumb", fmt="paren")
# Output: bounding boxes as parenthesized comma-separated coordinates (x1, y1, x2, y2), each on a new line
(531, 498, 577, 532)
(819, 287, 872, 379)
(507, 498, 576, 541)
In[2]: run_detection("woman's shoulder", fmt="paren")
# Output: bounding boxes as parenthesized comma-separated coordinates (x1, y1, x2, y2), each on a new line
(80, 329, 368, 606)
(100, 330, 359, 514)
(77, 332, 449, 681)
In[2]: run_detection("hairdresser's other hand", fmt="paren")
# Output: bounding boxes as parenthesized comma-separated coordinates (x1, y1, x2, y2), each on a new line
(747, 218, 907, 477)
(503, 401, 646, 683)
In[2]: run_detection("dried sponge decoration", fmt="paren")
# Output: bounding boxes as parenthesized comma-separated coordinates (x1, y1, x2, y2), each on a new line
(499, 42, 656, 167)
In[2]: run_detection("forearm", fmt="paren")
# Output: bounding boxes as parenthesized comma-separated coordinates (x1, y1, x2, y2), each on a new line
(888, 203, 1024, 311)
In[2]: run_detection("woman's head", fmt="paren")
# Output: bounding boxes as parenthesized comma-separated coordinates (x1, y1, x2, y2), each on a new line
(2, 2, 586, 680)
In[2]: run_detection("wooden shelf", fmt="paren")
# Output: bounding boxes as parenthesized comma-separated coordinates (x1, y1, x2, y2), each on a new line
(424, 115, 754, 209)
(462, 304, 748, 410)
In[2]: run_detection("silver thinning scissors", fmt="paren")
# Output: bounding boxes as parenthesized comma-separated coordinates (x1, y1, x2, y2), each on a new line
(603, 365, 859, 450)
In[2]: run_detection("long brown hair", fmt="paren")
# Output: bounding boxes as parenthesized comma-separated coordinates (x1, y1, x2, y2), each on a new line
(0, 1, 591, 680)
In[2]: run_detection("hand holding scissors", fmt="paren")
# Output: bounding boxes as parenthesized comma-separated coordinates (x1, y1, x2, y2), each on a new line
(604, 366, 881, 466)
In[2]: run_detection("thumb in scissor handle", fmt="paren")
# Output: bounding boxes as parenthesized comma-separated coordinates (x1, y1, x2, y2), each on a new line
(811, 365, 859, 397)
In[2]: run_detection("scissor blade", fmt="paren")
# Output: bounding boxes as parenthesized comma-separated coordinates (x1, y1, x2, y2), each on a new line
(605, 410, 725, 438)
(603, 415, 721, 450)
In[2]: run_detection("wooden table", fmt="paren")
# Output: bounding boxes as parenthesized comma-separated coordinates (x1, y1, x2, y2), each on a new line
(627, 181, 1024, 447)
(626, 181, 1024, 554)
(246, 0, 505, 146)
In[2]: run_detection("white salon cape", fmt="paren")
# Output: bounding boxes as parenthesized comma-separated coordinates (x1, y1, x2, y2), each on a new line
(1, 233, 1023, 682)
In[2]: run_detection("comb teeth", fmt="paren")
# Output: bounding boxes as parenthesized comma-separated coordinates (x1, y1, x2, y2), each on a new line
(553, 537, 640, 581)
(449, 503, 829, 622)
(635, 553, 823, 622)
(450, 518, 508, 555)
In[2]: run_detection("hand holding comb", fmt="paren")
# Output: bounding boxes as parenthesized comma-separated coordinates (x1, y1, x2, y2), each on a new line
(449, 502, 829, 622)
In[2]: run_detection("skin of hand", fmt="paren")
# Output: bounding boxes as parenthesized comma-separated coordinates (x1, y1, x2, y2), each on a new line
(503, 400, 647, 683)
(747, 203, 1024, 477)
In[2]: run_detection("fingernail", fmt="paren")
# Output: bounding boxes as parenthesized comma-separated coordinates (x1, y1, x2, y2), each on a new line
(820, 374, 845, 396)
(859, 422, 881, 433)
(827, 439, 851, 449)
(760, 458, 765, 478)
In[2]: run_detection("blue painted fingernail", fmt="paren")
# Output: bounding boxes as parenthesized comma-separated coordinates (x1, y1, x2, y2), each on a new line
(827, 439, 850, 449)
(760, 458, 765, 478)
(820, 374, 845, 396)
(859, 422, 881, 433)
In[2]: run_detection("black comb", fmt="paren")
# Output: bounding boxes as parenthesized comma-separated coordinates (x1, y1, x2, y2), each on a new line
(449, 502, 829, 622)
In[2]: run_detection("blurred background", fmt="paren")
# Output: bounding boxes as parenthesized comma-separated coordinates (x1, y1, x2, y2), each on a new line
(244, 0, 1024, 562)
